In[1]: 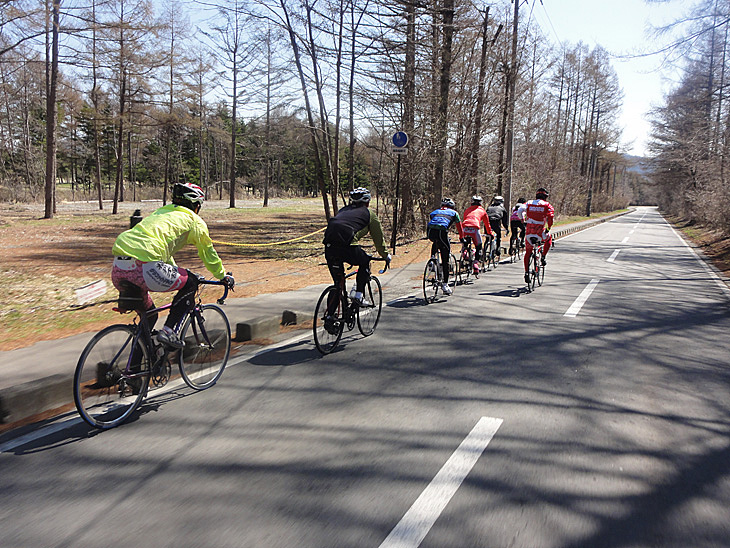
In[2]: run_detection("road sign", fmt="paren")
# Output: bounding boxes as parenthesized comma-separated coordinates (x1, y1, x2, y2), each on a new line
(391, 147, 408, 155)
(392, 131, 408, 148)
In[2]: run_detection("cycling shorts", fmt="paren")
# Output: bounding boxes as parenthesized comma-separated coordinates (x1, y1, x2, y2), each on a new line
(463, 226, 483, 246)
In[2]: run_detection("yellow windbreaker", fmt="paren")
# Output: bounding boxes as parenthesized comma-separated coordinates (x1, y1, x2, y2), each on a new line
(112, 204, 225, 280)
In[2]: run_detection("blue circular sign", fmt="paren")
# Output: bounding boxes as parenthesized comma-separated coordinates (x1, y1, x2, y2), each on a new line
(392, 131, 408, 148)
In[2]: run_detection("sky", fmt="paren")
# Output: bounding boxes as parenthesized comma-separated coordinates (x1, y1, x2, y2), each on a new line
(530, 0, 691, 157)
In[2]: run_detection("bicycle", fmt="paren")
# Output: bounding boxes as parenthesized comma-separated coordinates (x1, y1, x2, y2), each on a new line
(422, 251, 457, 303)
(73, 276, 232, 429)
(508, 232, 523, 264)
(457, 238, 476, 281)
(525, 235, 546, 292)
(484, 235, 500, 271)
(313, 257, 389, 354)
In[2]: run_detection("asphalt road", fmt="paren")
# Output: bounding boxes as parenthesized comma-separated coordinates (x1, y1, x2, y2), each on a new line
(2, 206, 730, 548)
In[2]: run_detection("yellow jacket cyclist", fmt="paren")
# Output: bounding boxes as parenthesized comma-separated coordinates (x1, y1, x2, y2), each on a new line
(111, 182, 234, 348)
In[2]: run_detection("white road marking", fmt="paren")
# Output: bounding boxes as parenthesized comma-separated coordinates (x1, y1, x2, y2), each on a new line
(607, 249, 620, 262)
(564, 279, 600, 318)
(379, 416, 503, 548)
(621, 236, 629, 244)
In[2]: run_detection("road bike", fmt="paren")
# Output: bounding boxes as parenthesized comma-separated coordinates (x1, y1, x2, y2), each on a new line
(457, 238, 477, 281)
(313, 257, 389, 354)
(422, 251, 458, 304)
(484, 234, 500, 271)
(73, 276, 232, 429)
(525, 235, 546, 292)
(508, 232, 523, 264)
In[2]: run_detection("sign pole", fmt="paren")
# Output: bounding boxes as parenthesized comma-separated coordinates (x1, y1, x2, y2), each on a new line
(391, 154, 400, 254)
(389, 131, 408, 255)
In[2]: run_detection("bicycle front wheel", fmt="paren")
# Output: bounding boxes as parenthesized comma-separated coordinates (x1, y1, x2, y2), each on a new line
(313, 286, 345, 354)
(358, 276, 382, 336)
(179, 304, 231, 390)
(423, 259, 440, 304)
(73, 324, 150, 429)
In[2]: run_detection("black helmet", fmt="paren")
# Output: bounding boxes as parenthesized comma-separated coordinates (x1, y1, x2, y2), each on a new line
(536, 187, 549, 200)
(349, 187, 371, 204)
(441, 197, 455, 209)
(517, 197, 526, 204)
(172, 182, 205, 211)
(471, 195, 483, 205)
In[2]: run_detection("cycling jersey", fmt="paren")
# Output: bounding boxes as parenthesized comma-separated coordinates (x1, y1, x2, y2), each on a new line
(462, 205, 494, 235)
(112, 203, 225, 280)
(323, 204, 387, 257)
(510, 205, 525, 222)
(428, 207, 465, 238)
(518, 199, 554, 235)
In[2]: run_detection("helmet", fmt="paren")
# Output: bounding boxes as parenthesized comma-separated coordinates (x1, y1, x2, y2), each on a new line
(172, 182, 205, 210)
(536, 187, 549, 200)
(493, 195, 504, 204)
(471, 195, 483, 205)
(441, 197, 455, 209)
(516, 197, 526, 204)
(349, 187, 371, 204)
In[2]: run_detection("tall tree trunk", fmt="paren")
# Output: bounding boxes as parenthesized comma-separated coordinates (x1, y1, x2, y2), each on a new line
(44, 0, 60, 219)
(432, 0, 455, 207)
(399, 0, 416, 233)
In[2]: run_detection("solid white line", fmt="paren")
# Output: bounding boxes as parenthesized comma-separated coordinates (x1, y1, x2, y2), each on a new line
(662, 217, 730, 297)
(564, 279, 600, 318)
(607, 249, 620, 263)
(379, 416, 503, 548)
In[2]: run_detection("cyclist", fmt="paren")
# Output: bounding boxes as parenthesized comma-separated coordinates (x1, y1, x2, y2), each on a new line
(509, 197, 526, 253)
(486, 195, 509, 257)
(323, 187, 390, 307)
(111, 182, 235, 349)
(518, 187, 554, 284)
(427, 197, 465, 295)
(462, 195, 494, 275)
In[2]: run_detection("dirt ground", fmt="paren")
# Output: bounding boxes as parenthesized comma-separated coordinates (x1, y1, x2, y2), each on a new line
(1, 201, 728, 352)
(0, 198, 431, 351)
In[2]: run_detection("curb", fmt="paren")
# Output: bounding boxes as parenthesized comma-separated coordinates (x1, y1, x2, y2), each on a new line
(0, 311, 312, 428)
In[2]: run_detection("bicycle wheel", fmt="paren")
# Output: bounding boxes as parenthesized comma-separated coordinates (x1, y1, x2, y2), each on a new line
(530, 254, 540, 291)
(459, 249, 472, 282)
(449, 253, 460, 287)
(490, 243, 499, 270)
(537, 253, 545, 287)
(179, 304, 231, 390)
(73, 324, 150, 429)
(423, 258, 440, 304)
(313, 285, 345, 354)
(358, 276, 382, 336)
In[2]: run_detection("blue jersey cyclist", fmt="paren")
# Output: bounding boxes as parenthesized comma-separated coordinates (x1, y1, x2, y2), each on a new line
(427, 198, 465, 295)
(323, 187, 391, 306)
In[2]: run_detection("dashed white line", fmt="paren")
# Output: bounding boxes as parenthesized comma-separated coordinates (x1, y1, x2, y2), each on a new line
(564, 279, 600, 318)
(379, 416, 503, 548)
(607, 249, 620, 263)
(621, 236, 629, 244)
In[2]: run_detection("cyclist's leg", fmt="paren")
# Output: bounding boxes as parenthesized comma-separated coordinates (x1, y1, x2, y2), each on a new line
(437, 231, 450, 284)
(112, 259, 156, 369)
(324, 246, 346, 314)
(141, 262, 198, 330)
(489, 219, 501, 255)
(519, 222, 526, 247)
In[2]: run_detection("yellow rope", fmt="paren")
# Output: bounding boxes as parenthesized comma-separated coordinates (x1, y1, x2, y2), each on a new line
(212, 226, 325, 247)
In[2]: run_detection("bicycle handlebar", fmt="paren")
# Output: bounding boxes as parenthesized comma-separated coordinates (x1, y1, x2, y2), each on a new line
(197, 274, 233, 304)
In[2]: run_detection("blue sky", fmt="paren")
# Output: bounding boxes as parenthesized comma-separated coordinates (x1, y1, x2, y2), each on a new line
(531, 0, 689, 156)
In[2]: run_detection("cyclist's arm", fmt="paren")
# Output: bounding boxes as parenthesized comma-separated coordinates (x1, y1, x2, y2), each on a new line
(546, 203, 555, 230)
(362, 210, 388, 259)
(452, 212, 465, 239)
(189, 219, 226, 279)
(482, 211, 494, 235)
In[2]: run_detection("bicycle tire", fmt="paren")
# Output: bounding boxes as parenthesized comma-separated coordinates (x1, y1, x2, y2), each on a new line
(313, 285, 345, 354)
(358, 276, 383, 336)
(73, 324, 150, 429)
(179, 304, 231, 390)
(531, 254, 540, 291)
(537, 254, 545, 287)
(423, 258, 440, 304)
(449, 253, 460, 287)
(459, 248, 472, 282)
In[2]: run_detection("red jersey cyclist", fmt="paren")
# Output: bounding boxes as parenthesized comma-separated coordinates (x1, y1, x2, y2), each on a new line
(111, 182, 235, 349)
(461, 195, 494, 275)
(517, 187, 554, 284)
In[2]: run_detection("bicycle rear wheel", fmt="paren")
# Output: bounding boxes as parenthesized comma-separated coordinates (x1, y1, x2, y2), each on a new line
(423, 258, 440, 304)
(313, 285, 345, 354)
(358, 276, 382, 336)
(179, 304, 231, 390)
(537, 253, 545, 287)
(449, 253, 459, 287)
(73, 324, 150, 429)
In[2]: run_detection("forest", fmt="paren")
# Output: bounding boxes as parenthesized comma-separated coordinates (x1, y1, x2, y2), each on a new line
(1, 0, 663, 237)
